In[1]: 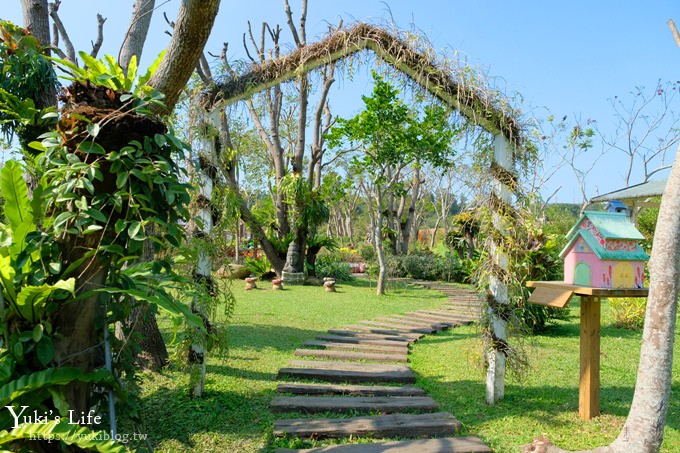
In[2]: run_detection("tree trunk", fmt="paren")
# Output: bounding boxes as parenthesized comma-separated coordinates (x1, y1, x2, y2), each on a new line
(400, 166, 421, 255)
(116, 225, 169, 372)
(609, 144, 680, 452)
(375, 192, 387, 295)
(21, 0, 57, 109)
(52, 230, 108, 415)
(147, 0, 220, 115)
(118, 0, 155, 72)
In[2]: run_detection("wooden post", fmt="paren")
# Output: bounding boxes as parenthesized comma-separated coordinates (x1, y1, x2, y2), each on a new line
(579, 295, 601, 419)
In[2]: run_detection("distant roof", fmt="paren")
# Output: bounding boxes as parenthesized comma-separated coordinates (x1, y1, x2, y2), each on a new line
(590, 178, 667, 203)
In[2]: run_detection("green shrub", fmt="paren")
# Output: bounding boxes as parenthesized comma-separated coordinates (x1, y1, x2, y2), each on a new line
(359, 244, 376, 262)
(610, 297, 646, 329)
(244, 256, 271, 278)
(315, 256, 353, 282)
(400, 252, 441, 280)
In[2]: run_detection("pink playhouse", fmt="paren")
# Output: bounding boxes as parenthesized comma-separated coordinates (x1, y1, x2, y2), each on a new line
(560, 211, 648, 288)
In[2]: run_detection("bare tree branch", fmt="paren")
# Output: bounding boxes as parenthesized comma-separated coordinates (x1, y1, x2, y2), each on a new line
(284, 0, 301, 47)
(669, 19, 680, 48)
(48, 0, 76, 64)
(90, 14, 106, 58)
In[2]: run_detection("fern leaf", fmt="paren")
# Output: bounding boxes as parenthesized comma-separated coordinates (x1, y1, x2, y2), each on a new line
(0, 419, 127, 452)
(0, 368, 112, 408)
(0, 161, 32, 230)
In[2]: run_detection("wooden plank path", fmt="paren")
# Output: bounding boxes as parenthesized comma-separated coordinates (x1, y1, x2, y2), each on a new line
(272, 283, 491, 452)
(275, 437, 493, 453)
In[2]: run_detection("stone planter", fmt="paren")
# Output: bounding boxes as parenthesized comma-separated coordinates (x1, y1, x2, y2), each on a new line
(244, 277, 257, 290)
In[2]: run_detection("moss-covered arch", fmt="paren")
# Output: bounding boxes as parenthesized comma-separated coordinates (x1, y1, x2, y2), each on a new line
(202, 22, 522, 404)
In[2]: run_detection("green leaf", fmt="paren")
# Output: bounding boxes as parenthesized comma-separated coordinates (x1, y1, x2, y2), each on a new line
(114, 219, 127, 234)
(15, 279, 75, 322)
(48, 262, 61, 274)
(0, 255, 16, 304)
(77, 140, 105, 155)
(28, 141, 46, 151)
(86, 122, 100, 137)
(115, 171, 128, 189)
(0, 367, 112, 408)
(125, 54, 137, 91)
(85, 208, 107, 224)
(128, 220, 142, 239)
(53, 211, 77, 230)
(0, 161, 33, 230)
(0, 418, 126, 453)
(36, 337, 54, 366)
(32, 325, 44, 343)
(12, 343, 22, 360)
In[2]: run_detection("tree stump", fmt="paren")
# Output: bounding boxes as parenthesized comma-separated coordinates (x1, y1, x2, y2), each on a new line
(324, 280, 336, 292)
(272, 279, 283, 290)
(245, 277, 257, 290)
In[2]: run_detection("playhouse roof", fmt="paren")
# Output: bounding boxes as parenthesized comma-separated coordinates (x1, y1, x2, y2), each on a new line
(565, 211, 645, 241)
(559, 211, 649, 261)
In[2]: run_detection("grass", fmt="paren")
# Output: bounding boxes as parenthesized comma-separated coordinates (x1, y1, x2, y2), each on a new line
(127, 281, 680, 452)
(409, 298, 680, 453)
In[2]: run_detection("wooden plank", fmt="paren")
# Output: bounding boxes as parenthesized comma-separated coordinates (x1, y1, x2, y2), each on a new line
(288, 360, 411, 371)
(358, 321, 436, 334)
(273, 412, 460, 439)
(405, 312, 459, 325)
(271, 395, 439, 414)
(340, 325, 423, 340)
(376, 316, 447, 329)
(527, 286, 574, 308)
(279, 361, 415, 384)
(406, 310, 463, 321)
(327, 329, 415, 342)
(580, 295, 601, 420)
(276, 383, 426, 396)
(526, 280, 648, 297)
(303, 340, 408, 354)
(274, 436, 492, 452)
(315, 335, 413, 347)
(294, 348, 407, 363)
(420, 310, 477, 320)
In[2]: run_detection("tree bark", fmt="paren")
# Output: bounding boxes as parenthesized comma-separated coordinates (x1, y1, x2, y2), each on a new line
(400, 166, 421, 255)
(148, 0, 220, 114)
(118, 0, 155, 72)
(610, 144, 680, 451)
(21, 0, 57, 109)
(22, 0, 50, 47)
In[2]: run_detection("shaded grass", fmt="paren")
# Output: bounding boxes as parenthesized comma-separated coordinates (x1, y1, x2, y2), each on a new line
(409, 298, 680, 452)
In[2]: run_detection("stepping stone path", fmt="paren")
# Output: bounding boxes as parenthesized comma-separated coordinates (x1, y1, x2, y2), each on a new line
(272, 282, 492, 452)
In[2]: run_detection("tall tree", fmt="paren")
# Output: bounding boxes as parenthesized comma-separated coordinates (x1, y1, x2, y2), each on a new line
(327, 72, 456, 294)
(17, 0, 222, 412)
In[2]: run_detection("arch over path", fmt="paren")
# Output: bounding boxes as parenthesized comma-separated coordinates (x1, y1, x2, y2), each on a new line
(201, 22, 523, 404)
(202, 23, 523, 146)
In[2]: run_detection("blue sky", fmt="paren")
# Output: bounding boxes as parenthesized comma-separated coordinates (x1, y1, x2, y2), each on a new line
(3, 1, 679, 203)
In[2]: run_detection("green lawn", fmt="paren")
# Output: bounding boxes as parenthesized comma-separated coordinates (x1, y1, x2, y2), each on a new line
(410, 299, 680, 453)
(130, 280, 680, 452)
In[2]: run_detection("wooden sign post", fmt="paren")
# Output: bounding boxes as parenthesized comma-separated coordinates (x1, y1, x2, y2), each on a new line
(526, 281, 648, 420)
